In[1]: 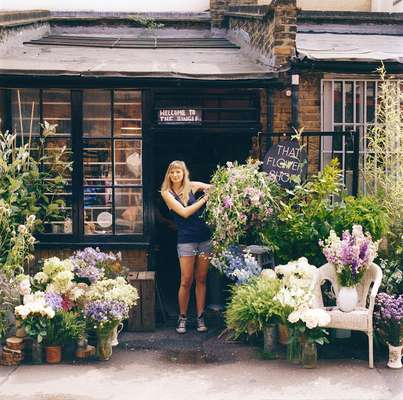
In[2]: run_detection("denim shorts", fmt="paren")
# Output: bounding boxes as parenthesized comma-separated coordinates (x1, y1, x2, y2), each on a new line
(177, 240, 212, 257)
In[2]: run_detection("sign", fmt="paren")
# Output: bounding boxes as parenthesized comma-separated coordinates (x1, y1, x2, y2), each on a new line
(262, 140, 307, 188)
(97, 211, 112, 228)
(158, 109, 202, 124)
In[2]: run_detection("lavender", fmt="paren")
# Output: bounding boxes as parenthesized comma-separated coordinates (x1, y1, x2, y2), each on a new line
(44, 291, 63, 311)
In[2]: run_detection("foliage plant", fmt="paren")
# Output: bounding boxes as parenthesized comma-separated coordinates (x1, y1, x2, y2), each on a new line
(225, 275, 282, 339)
(320, 225, 379, 287)
(378, 257, 403, 296)
(45, 311, 86, 346)
(363, 65, 403, 254)
(205, 159, 280, 261)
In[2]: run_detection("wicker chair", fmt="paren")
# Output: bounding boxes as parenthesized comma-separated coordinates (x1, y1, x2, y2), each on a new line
(312, 262, 383, 368)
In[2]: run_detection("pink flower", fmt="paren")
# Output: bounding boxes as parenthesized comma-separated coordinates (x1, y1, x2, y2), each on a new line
(223, 197, 233, 209)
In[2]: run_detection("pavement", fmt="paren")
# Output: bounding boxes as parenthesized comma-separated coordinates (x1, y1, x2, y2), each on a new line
(0, 326, 402, 400)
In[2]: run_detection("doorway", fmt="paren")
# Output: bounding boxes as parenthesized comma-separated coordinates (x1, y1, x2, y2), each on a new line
(153, 129, 255, 318)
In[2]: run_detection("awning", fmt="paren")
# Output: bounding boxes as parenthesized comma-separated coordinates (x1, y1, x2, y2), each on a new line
(296, 32, 403, 63)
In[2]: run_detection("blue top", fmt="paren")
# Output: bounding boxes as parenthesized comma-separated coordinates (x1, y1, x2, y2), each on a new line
(170, 190, 211, 244)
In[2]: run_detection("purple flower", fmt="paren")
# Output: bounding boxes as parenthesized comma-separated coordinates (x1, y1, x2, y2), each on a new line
(45, 291, 63, 311)
(84, 299, 129, 322)
(223, 197, 233, 209)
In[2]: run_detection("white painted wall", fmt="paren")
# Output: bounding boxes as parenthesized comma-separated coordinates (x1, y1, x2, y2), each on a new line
(297, 0, 371, 11)
(0, 0, 210, 12)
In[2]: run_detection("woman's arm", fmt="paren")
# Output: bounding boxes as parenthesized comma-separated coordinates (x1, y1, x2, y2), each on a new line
(161, 190, 208, 219)
(191, 181, 213, 193)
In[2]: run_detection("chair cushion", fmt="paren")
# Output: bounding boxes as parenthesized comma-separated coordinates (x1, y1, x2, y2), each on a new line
(319, 307, 370, 331)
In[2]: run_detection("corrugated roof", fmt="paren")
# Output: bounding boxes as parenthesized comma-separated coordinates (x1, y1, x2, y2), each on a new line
(296, 32, 403, 63)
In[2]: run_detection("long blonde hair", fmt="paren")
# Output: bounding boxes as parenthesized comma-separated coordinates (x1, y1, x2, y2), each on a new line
(161, 160, 192, 205)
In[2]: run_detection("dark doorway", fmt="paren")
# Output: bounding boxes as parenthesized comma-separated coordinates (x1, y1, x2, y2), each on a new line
(153, 129, 255, 318)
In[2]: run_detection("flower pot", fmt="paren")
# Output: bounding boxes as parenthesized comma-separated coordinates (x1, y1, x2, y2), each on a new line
(62, 342, 76, 362)
(387, 344, 402, 369)
(45, 345, 62, 364)
(263, 324, 278, 354)
(97, 330, 113, 361)
(301, 341, 317, 369)
(31, 340, 43, 364)
(278, 323, 288, 345)
(337, 286, 358, 312)
(111, 323, 124, 347)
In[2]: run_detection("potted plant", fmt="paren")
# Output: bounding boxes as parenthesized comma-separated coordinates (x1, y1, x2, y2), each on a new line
(58, 311, 86, 361)
(374, 293, 403, 369)
(44, 312, 64, 364)
(287, 308, 331, 368)
(320, 225, 379, 312)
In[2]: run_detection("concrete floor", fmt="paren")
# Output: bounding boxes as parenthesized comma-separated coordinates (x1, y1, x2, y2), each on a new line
(0, 328, 402, 400)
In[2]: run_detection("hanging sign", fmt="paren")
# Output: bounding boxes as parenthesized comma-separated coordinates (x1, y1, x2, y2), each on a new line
(262, 140, 307, 188)
(158, 109, 202, 124)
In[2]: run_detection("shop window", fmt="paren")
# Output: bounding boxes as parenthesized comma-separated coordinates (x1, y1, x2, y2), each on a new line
(8, 88, 143, 242)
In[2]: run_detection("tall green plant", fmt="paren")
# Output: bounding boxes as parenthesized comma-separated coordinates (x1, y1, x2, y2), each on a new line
(364, 65, 403, 252)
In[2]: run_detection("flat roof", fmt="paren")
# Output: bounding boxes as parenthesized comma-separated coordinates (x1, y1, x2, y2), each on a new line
(296, 32, 403, 63)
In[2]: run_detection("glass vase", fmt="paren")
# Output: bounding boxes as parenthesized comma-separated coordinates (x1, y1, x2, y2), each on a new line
(263, 324, 278, 354)
(301, 341, 317, 369)
(31, 339, 44, 364)
(286, 339, 301, 364)
(96, 329, 113, 361)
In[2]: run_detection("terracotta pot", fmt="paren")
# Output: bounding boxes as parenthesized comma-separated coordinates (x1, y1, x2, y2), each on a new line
(45, 345, 62, 364)
(278, 323, 289, 346)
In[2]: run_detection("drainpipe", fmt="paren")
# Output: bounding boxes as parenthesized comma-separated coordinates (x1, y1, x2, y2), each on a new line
(291, 73, 299, 130)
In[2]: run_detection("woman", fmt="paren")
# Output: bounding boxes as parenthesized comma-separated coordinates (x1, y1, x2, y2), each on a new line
(161, 160, 212, 334)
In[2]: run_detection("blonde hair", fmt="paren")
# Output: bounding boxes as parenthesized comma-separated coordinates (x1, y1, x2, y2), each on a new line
(161, 160, 192, 205)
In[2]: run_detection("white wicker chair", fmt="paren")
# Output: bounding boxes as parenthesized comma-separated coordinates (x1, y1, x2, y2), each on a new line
(312, 262, 383, 368)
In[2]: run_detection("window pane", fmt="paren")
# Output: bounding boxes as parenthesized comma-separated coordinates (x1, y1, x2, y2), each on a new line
(115, 188, 143, 234)
(84, 189, 113, 235)
(114, 140, 142, 185)
(333, 126, 343, 151)
(114, 90, 142, 137)
(334, 82, 343, 123)
(11, 89, 40, 137)
(83, 90, 111, 137)
(355, 82, 364, 123)
(345, 82, 353, 123)
(366, 81, 375, 123)
(43, 89, 71, 136)
(83, 139, 112, 186)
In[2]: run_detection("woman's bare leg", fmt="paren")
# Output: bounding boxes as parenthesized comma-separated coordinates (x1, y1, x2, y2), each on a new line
(194, 253, 210, 317)
(178, 256, 196, 316)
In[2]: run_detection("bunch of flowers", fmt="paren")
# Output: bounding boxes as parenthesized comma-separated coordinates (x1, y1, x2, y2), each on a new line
(84, 300, 129, 333)
(70, 247, 122, 283)
(205, 160, 279, 257)
(374, 292, 403, 346)
(211, 245, 261, 285)
(39, 257, 75, 294)
(320, 225, 379, 287)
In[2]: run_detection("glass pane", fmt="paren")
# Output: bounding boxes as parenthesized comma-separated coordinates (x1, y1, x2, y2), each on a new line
(345, 126, 354, 152)
(83, 90, 111, 137)
(83, 139, 112, 186)
(84, 189, 113, 235)
(355, 82, 363, 123)
(334, 82, 343, 123)
(345, 82, 353, 123)
(366, 81, 375, 123)
(114, 90, 142, 137)
(114, 140, 142, 185)
(333, 126, 343, 151)
(11, 89, 40, 137)
(115, 188, 143, 234)
(43, 89, 71, 136)
(43, 189, 73, 234)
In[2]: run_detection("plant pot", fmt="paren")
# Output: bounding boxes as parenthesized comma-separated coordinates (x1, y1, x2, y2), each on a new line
(97, 330, 113, 361)
(337, 286, 358, 312)
(263, 324, 278, 354)
(111, 323, 124, 347)
(278, 323, 288, 345)
(62, 342, 76, 362)
(45, 345, 62, 364)
(301, 341, 317, 369)
(387, 343, 402, 369)
(31, 340, 44, 364)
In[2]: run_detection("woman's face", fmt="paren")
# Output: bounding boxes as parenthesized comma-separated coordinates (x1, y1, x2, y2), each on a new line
(169, 167, 184, 185)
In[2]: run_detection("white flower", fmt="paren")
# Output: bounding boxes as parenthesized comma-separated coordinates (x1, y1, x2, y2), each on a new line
(34, 272, 49, 284)
(16, 274, 31, 296)
(261, 269, 276, 280)
(288, 310, 302, 324)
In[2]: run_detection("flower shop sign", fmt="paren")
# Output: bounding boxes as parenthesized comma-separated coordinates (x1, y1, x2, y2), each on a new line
(262, 140, 307, 188)
(158, 109, 202, 124)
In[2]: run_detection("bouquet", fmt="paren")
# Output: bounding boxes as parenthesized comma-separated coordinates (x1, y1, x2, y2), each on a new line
(320, 225, 379, 287)
(374, 292, 403, 346)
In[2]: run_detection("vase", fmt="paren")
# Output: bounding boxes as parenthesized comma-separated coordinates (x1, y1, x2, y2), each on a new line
(387, 344, 402, 369)
(263, 324, 278, 354)
(97, 330, 114, 361)
(31, 339, 43, 364)
(45, 345, 62, 364)
(278, 323, 289, 346)
(301, 341, 317, 369)
(337, 286, 358, 312)
(286, 339, 301, 364)
(111, 323, 124, 347)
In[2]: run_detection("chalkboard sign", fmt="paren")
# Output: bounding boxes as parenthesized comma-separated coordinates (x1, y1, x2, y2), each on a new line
(158, 109, 202, 124)
(262, 140, 307, 188)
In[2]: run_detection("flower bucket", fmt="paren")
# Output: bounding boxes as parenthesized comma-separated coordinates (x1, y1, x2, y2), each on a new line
(97, 330, 113, 361)
(45, 345, 62, 364)
(337, 286, 358, 312)
(278, 323, 288, 345)
(301, 341, 317, 369)
(31, 340, 44, 364)
(387, 344, 402, 369)
(263, 324, 278, 354)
